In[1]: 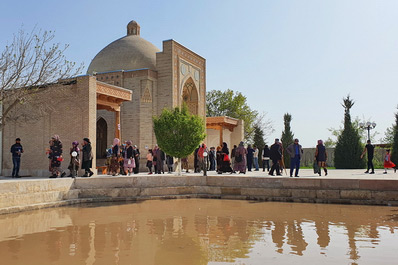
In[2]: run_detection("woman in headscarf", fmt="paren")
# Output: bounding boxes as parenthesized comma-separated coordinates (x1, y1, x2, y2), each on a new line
(123, 140, 135, 176)
(133, 145, 140, 174)
(234, 141, 248, 174)
(49, 135, 65, 178)
(110, 138, 121, 176)
(67, 141, 80, 178)
(153, 145, 165, 174)
(315, 139, 328, 176)
(82, 138, 94, 177)
(216, 146, 223, 173)
(218, 142, 233, 174)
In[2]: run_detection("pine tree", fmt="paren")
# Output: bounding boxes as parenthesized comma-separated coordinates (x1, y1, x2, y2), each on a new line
(390, 108, 398, 165)
(281, 113, 294, 168)
(334, 96, 365, 169)
(253, 124, 265, 167)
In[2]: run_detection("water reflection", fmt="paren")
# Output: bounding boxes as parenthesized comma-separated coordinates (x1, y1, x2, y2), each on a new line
(0, 199, 397, 264)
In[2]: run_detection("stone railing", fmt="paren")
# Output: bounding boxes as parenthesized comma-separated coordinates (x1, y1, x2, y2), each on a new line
(1, 175, 398, 215)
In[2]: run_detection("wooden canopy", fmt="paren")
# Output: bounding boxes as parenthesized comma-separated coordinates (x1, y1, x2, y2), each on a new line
(96, 81, 132, 139)
(206, 116, 239, 147)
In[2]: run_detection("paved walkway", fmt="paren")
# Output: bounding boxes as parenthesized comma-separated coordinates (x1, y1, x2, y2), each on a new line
(0, 168, 397, 181)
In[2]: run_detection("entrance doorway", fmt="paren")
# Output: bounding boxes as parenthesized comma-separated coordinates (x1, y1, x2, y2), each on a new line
(182, 77, 198, 115)
(96, 118, 107, 158)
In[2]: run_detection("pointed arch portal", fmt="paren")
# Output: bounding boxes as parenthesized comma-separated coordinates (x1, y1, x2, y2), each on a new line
(182, 77, 198, 115)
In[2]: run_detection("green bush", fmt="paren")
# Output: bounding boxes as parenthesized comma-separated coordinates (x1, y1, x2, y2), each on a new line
(153, 105, 206, 159)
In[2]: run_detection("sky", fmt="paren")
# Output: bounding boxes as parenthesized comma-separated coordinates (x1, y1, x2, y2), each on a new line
(1, 0, 398, 147)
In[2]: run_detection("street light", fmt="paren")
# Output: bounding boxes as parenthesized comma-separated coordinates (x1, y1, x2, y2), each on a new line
(203, 151, 208, 176)
(359, 122, 376, 141)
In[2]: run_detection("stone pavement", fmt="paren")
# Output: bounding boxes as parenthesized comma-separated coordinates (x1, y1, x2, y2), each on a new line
(0, 168, 397, 181)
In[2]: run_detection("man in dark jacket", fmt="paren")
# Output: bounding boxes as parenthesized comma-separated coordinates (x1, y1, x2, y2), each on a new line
(247, 145, 254, 172)
(209, 147, 216, 171)
(286, 138, 304, 177)
(10, 138, 23, 178)
(361, 140, 375, 174)
(269, 139, 282, 176)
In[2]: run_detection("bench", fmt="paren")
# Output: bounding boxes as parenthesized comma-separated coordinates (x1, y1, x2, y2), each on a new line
(96, 166, 108, 175)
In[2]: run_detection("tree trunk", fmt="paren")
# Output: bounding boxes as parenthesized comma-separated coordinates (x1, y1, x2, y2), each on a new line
(175, 157, 182, 176)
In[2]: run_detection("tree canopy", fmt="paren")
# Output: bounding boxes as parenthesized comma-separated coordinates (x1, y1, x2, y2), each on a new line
(390, 108, 398, 165)
(206, 89, 272, 141)
(0, 27, 82, 128)
(153, 105, 206, 159)
(325, 117, 379, 147)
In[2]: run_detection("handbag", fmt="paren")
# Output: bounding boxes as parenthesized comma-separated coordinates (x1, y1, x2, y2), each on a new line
(128, 159, 132, 165)
(313, 160, 320, 174)
(223, 154, 230, 162)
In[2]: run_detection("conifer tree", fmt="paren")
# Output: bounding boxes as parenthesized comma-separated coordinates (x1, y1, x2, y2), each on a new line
(334, 96, 365, 168)
(281, 113, 294, 168)
(390, 108, 398, 165)
(253, 124, 265, 167)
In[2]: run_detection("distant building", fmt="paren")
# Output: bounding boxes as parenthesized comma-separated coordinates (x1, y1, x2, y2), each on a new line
(2, 20, 206, 176)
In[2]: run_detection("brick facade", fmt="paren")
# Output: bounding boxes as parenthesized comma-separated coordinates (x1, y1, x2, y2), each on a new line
(2, 76, 98, 177)
(2, 23, 208, 175)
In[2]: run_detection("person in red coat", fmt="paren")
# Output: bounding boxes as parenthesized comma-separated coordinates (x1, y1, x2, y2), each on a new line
(383, 149, 396, 174)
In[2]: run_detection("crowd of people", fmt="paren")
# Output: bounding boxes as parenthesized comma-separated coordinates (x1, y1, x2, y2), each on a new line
(106, 138, 174, 176)
(194, 139, 326, 177)
(9, 136, 397, 178)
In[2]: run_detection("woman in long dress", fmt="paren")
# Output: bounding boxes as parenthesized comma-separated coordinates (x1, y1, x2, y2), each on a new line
(49, 135, 65, 178)
(110, 138, 121, 176)
(315, 140, 328, 176)
(218, 142, 233, 174)
(233, 142, 248, 174)
(81, 138, 94, 177)
(123, 140, 135, 176)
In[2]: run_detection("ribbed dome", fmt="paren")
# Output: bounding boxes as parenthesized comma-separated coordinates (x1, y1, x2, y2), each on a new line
(87, 21, 159, 74)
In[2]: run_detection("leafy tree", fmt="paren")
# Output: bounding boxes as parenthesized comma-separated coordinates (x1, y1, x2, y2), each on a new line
(381, 126, 395, 145)
(0, 27, 82, 128)
(391, 108, 398, 165)
(206, 89, 258, 140)
(281, 113, 294, 168)
(326, 116, 379, 147)
(334, 96, 365, 169)
(254, 112, 274, 144)
(381, 109, 398, 146)
(153, 105, 206, 175)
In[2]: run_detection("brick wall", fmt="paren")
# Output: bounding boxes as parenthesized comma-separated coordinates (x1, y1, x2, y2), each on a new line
(2, 76, 97, 177)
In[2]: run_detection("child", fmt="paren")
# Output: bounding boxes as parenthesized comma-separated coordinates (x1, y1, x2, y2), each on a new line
(181, 157, 189, 173)
(67, 141, 80, 178)
(146, 149, 153, 174)
(383, 149, 396, 174)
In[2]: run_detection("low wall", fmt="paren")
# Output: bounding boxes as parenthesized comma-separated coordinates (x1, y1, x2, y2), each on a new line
(1, 175, 398, 214)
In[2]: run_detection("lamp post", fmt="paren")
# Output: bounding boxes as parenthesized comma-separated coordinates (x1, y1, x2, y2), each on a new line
(359, 122, 376, 141)
(203, 151, 208, 176)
